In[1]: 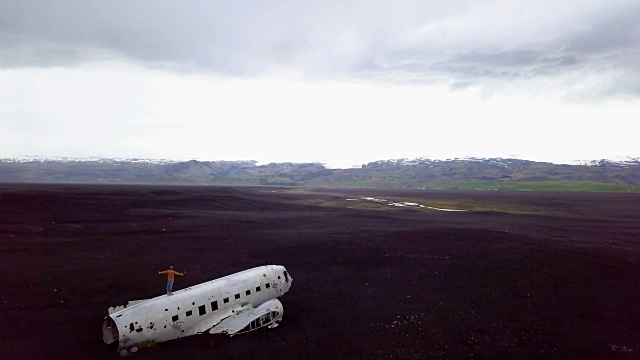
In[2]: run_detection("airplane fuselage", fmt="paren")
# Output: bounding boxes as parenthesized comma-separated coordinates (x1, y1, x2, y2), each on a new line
(102, 265, 292, 350)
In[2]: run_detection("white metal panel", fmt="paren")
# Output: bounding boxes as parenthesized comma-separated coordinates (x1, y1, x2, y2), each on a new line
(104, 265, 292, 350)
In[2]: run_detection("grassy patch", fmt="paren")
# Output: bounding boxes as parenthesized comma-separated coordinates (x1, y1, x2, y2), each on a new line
(420, 181, 640, 192)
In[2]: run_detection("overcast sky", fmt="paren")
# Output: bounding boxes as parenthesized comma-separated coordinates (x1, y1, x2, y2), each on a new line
(1, 0, 639, 168)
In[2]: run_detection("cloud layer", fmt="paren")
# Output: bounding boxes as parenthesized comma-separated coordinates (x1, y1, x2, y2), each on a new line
(1, 0, 639, 98)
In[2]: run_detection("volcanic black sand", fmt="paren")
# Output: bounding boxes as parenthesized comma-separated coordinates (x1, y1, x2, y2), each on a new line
(1, 184, 639, 359)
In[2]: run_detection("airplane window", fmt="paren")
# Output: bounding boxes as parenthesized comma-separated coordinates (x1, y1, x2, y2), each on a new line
(186, 310, 193, 317)
(172, 315, 179, 322)
(256, 286, 261, 292)
(198, 305, 206, 316)
(266, 283, 270, 288)
(246, 290, 251, 296)
(211, 301, 218, 311)
(224, 297, 229, 303)
(235, 293, 240, 299)
(278, 276, 281, 279)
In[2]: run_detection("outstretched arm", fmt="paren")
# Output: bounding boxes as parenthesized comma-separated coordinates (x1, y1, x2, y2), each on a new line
(159, 271, 167, 274)
(176, 271, 184, 276)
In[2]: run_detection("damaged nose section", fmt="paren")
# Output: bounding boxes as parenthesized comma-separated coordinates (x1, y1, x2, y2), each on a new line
(102, 316, 119, 345)
(283, 269, 292, 291)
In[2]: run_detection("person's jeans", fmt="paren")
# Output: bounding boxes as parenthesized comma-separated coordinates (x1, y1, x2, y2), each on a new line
(167, 280, 174, 293)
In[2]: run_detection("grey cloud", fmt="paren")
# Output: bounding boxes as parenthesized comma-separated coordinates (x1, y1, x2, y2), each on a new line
(428, 51, 582, 81)
(565, 8, 640, 55)
(0, 1, 479, 72)
(1, 0, 639, 98)
(0, 34, 107, 68)
(453, 51, 542, 68)
(360, 3, 640, 99)
(448, 81, 474, 91)
(0, 1, 252, 72)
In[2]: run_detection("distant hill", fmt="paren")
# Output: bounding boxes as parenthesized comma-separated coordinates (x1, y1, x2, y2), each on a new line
(1, 156, 639, 191)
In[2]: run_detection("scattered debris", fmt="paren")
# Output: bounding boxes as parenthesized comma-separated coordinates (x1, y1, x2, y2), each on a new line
(611, 344, 633, 352)
(346, 197, 468, 211)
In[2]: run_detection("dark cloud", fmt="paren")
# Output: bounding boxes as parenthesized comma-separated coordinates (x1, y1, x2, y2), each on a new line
(0, 0, 639, 98)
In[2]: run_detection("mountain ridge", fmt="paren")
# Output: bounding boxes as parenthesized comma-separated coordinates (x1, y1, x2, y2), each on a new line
(4, 155, 640, 167)
(1, 156, 639, 191)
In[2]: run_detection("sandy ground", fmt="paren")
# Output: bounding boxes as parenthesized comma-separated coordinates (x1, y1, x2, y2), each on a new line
(0, 184, 639, 359)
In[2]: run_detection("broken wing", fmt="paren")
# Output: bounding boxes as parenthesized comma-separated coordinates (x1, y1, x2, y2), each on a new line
(208, 299, 283, 336)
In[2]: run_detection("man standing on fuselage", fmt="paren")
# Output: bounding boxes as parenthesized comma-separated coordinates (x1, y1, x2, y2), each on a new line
(159, 266, 185, 295)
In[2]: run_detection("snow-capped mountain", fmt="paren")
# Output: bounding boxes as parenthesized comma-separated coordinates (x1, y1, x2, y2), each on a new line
(573, 157, 640, 167)
(0, 156, 638, 188)
(0, 155, 180, 164)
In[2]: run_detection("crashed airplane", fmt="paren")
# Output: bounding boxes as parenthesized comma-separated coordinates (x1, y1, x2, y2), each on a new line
(102, 265, 292, 354)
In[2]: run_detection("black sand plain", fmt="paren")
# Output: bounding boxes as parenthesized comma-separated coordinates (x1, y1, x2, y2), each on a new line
(0, 184, 639, 359)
